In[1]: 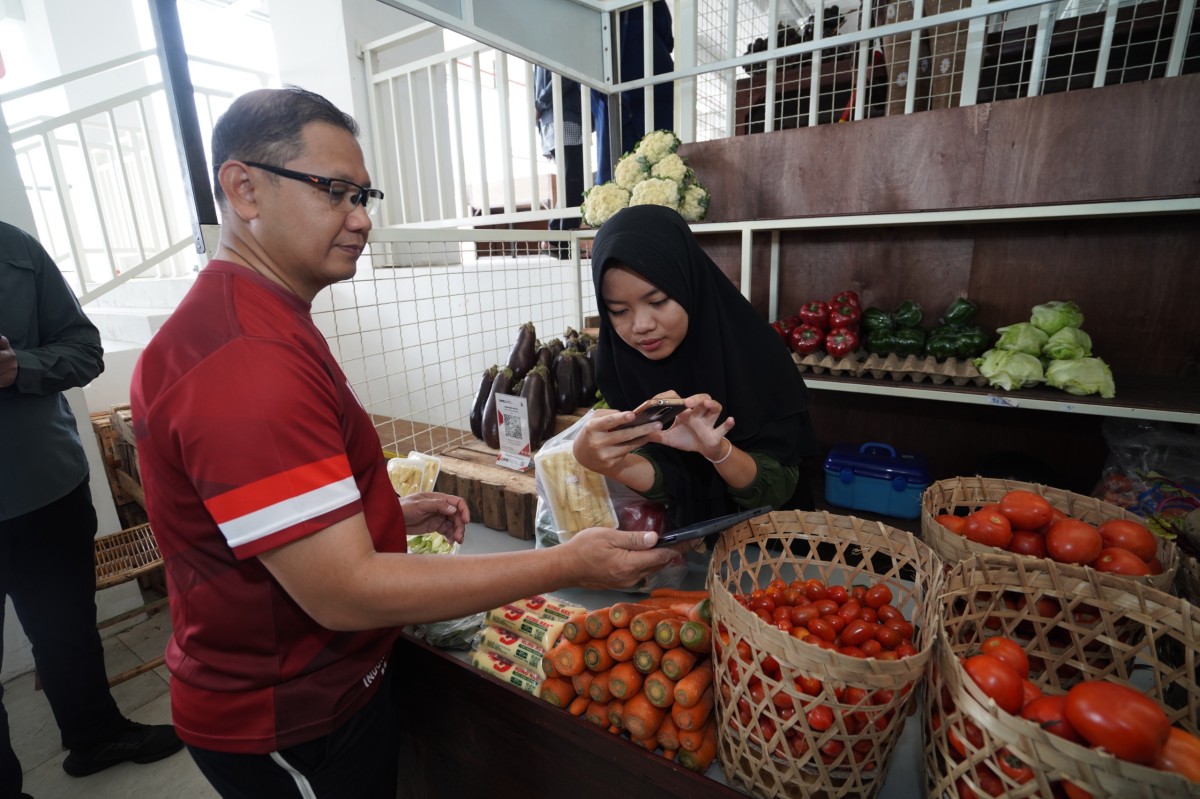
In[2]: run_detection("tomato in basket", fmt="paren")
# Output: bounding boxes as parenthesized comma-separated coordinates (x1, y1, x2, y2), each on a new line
(963, 509, 1013, 550)
(1096, 518, 1158, 562)
(998, 490, 1055, 531)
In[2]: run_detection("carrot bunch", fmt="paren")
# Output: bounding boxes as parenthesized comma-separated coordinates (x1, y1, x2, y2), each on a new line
(542, 589, 719, 773)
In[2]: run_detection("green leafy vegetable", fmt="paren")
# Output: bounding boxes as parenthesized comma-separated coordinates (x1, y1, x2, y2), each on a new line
(1045, 357, 1115, 398)
(407, 532, 457, 554)
(1042, 327, 1093, 361)
(974, 348, 1045, 391)
(995, 322, 1049, 356)
(1030, 300, 1084, 336)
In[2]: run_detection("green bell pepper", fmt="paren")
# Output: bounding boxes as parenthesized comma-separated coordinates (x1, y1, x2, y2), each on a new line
(892, 300, 923, 329)
(861, 307, 894, 334)
(939, 297, 978, 326)
(892, 327, 927, 357)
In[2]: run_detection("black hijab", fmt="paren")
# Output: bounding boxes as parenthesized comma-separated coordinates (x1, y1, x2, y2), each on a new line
(590, 205, 816, 523)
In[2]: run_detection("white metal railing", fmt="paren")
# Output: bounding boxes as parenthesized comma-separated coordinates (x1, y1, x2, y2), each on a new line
(0, 50, 269, 303)
(365, 0, 1196, 229)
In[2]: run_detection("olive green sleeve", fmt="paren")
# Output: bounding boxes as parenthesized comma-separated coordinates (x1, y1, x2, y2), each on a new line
(632, 448, 799, 510)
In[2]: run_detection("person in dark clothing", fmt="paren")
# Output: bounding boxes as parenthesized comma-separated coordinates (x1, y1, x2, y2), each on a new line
(571, 206, 820, 530)
(0, 220, 182, 799)
(533, 65, 595, 254)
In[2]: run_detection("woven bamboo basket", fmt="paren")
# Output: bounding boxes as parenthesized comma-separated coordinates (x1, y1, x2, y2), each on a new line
(921, 475, 1179, 593)
(924, 553, 1200, 798)
(708, 510, 943, 799)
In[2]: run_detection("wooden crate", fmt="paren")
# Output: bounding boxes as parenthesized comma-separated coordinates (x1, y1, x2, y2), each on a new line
(435, 439, 538, 540)
(91, 412, 131, 506)
(110, 403, 135, 445)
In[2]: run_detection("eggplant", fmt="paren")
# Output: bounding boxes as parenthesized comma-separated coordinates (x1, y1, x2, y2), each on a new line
(553, 351, 580, 414)
(505, 322, 537, 382)
(541, 364, 558, 441)
(546, 337, 565, 362)
(536, 345, 554, 374)
(482, 366, 514, 449)
(469, 365, 498, 440)
(519, 365, 550, 450)
(576, 351, 597, 407)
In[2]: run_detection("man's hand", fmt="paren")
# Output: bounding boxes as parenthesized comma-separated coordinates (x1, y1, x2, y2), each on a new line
(400, 492, 469, 544)
(559, 527, 683, 590)
(0, 335, 17, 389)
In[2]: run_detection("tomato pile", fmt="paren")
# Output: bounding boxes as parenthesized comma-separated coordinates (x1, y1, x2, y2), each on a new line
(731, 577, 919, 660)
(937, 634, 1200, 796)
(936, 490, 1163, 576)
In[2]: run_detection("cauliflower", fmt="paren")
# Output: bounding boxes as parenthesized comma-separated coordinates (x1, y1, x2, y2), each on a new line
(630, 177, 680, 210)
(613, 154, 650, 190)
(650, 153, 688, 183)
(634, 129, 681, 165)
(581, 183, 631, 227)
(678, 183, 711, 223)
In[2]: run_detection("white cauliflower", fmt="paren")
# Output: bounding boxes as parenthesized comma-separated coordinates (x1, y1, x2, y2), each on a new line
(634, 130, 681, 165)
(613, 154, 650, 190)
(650, 153, 688, 183)
(678, 183, 711, 222)
(581, 182, 631, 227)
(630, 177, 680, 210)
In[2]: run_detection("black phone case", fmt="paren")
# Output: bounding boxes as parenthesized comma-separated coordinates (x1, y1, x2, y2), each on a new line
(654, 505, 772, 547)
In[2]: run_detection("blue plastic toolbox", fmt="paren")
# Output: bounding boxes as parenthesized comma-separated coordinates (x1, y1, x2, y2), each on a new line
(823, 442, 930, 519)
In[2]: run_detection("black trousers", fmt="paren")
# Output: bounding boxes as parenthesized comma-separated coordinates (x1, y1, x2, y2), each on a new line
(1, 479, 125, 798)
(548, 143, 584, 232)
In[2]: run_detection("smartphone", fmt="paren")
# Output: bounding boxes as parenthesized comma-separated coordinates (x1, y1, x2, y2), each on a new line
(654, 505, 772, 547)
(613, 398, 687, 431)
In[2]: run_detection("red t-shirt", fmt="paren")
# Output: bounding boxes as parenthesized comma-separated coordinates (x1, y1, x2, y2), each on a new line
(130, 260, 406, 753)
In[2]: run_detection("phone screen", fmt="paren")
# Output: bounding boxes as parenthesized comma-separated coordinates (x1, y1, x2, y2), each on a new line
(613, 400, 686, 431)
(653, 505, 772, 547)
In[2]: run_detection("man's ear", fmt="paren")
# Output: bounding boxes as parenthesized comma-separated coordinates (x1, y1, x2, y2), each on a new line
(218, 161, 259, 221)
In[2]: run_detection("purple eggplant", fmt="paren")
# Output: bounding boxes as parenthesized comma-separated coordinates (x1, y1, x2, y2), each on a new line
(505, 322, 537, 382)
(482, 366, 514, 449)
(469, 365, 498, 440)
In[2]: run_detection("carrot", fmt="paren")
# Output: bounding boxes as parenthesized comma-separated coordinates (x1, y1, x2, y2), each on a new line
(606, 628, 638, 662)
(584, 607, 614, 639)
(588, 669, 614, 702)
(607, 699, 625, 730)
(539, 676, 575, 709)
(661, 749, 678, 761)
(583, 640, 615, 672)
(656, 713, 681, 752)
(633, 733, 659, 751)
(584, 700, 610, 727)
(688, 598, 713, 624)
(607, 724, 621, 735)
(677, 720, 719, 772)
(562, 612, 591, 644)
(672, 686, 714, 730)
(633, 640, 665, 675)
(542, 652, 558, 679)
(673, 661, 714, 708)
(654, 618, 685, 649)
(643, 669, 678, 709)
(660, 647, 698, 681)
(550, 641, 586, 677)
(608, 602, 658, 628)
(677, 720, 709, 752)
(571, 670, 595, 697)
(608, 661, 644, 700)
(636, 596, 701, 611)
(567, 694, 591, 717)
(622, 691, 667, 739)
(679, 620, 712, 653)
(629, 609, 681, 641)
(650, 588, 710, 601)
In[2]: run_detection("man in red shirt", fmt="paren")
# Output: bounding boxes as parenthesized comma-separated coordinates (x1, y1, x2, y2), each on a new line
(131, 86, 679, 797)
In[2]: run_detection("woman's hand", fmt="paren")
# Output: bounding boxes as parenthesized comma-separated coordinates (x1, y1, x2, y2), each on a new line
(571, 402, 670, 475)
(400, 492, 469, 544)
(655, 393, 736, 460)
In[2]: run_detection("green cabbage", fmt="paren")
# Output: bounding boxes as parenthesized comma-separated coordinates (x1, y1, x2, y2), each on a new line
(1045, 357, 1115, 398)
(1030, 300, 1084, 335)
(995, 323, 1049, 356)
(974, 348, 1045, 391)
(1042, 327, 1093, 360)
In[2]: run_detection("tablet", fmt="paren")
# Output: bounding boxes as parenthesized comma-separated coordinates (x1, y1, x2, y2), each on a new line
(653, 505, 773, 547)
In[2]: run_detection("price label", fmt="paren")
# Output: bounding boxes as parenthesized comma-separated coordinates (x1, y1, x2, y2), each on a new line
(988, 395, 1020, 408)
(495, 394, 532, 471)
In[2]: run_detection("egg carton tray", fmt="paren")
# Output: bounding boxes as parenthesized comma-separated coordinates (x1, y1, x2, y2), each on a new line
(792, 352, 987, 386)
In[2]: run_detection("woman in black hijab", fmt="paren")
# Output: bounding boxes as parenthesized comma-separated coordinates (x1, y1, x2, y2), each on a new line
(572, 205, 819, 528)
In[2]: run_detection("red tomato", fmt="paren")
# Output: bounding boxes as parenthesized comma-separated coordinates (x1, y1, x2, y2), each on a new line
(860, 639, 883, 657)
(790, 604, 820, 627)
(895, 642, 918, 658)
(963, 654, 1024, 715)
(1148, 556, 1165, 575)
(1092, 547, 1152, 576)
(1045, 519, 1103, 565)
(806, 704, 834, 731)
(1151, 726, 1200, 783)
(841, 619, 876, 647)
(1037, 505, 1070, 535)
(1064, 681, 1170, 764)
(999, 490, 1054, 531)
(1061, 781, 1093, 799)
(995, 748, 1034, 784)
(865, 584, 893, 609)
(807, 618, 837, 642)
(1020, 679, 1043, 709)
(804, 579, 828, 601)
(875, 625, 902, 649)
(827, 585, 849, 604)
(1097, 518, 1158, 562)
(885, 618, 915, 640)
(979, 636, 1031, 679)
(1020, 694, 1084, 744)
(937, 514, 967, 535)
(822, 614, 846, 635)
(963, 509, 1014, 550)
(1009, 531, 1048, 559)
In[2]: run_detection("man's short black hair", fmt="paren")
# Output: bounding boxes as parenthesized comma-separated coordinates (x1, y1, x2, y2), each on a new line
(210, 85, 360, 206)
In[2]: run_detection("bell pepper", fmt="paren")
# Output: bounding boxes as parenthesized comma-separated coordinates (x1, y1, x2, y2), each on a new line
(924, 324, 989, 360)
(789, 323, 824, 355)
(939, 297, 978, 326)
(892, 300, 923, 329)
(798, 301, 830, 330)
(861, 307, 893, 335)
(770, 321, 790, 346)
(953, 325, 989, 359)
(828, 302, 861, 331)
(925, 336, 958, 361)
(830, 290, 860, 309)
(891, 327, 926, 357)
(865, 330, 896, 355)
(824, 327, 860, 358)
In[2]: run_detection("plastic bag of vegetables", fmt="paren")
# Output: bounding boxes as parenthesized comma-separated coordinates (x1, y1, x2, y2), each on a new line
(974, 348, 1045, 391)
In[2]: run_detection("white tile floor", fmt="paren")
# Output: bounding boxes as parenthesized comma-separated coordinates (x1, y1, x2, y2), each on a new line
(7, 612, 217, 799)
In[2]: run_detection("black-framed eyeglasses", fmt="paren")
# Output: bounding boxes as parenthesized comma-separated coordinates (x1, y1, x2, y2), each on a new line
(243, 161, 384, 215)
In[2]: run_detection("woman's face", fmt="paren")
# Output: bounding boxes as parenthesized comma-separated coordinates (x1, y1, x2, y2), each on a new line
(600, 264, 688, 361)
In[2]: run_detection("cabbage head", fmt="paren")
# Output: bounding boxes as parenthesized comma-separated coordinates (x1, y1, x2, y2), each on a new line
(974, 348, 1045, 391)
(1030, 301, 1084, 336)
(1045, 357, 1115, 398)
(995, 323, 1049, 356)
(1042, 327, 1092, 360)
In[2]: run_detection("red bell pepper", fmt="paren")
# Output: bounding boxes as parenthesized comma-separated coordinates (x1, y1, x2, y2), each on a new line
(789, 324, 824, 355)
(798, 301, 830, 330)
(831, 290, 860, 309)
(824, 327, 860, 358)
(829, 302, 861, 331)
(770, 321, 790, 346)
